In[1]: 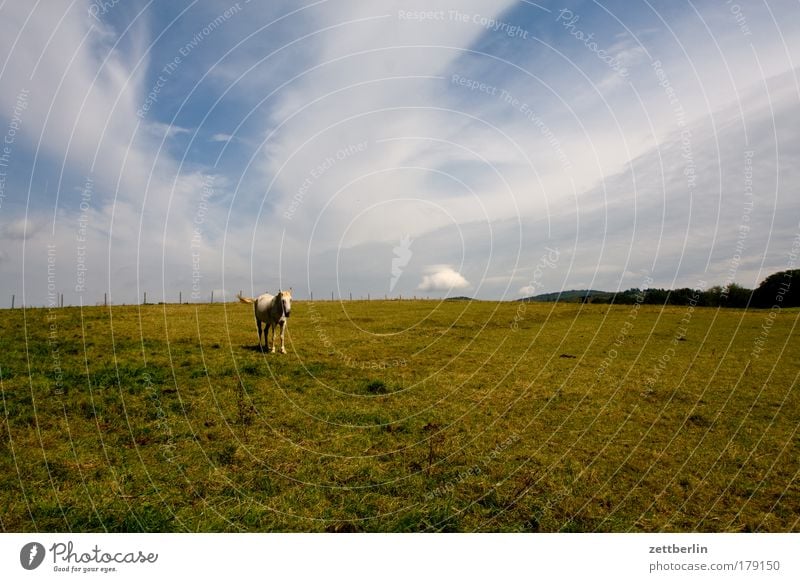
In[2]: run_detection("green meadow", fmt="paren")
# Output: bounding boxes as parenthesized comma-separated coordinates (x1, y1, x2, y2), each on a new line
(1, 299, 798, 532)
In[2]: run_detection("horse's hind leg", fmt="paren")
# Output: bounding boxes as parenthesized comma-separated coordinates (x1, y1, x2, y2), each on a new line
(256, 319, 263, 349)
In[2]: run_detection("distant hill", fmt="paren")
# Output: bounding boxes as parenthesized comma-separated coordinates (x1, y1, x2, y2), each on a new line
(513, 269, 800, 308)
(517, 289, 612, 303)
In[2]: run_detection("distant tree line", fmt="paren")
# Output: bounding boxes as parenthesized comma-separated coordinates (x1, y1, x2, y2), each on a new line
(587, 269, 799, 308)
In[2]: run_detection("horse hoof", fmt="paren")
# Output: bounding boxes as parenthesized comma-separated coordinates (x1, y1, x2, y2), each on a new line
(280, 347, 286, 354)
(270, 347, 276, 353)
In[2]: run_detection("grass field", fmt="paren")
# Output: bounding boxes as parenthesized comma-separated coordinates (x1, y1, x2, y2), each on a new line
(1, 299, 798, 532)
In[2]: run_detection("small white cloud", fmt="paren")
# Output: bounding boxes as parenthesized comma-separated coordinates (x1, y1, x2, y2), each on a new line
(608, 38, 647, 67)
(417, 265, 469, 292)
(210, 133, 235, 143)
(518, 285, 538, 295)
(145, 122, 191, 140)
(3, 218, 39, 240)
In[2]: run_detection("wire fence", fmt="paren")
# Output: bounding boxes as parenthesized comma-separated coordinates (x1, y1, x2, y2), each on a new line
(5, 291, 436, 309)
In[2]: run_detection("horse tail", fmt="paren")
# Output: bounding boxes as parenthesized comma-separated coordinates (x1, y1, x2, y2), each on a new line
(237, 293, 255, 304)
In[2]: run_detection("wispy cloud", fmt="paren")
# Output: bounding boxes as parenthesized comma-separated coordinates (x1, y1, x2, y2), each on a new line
(0, 1, 798, 306)
(3, 218, 41, 240)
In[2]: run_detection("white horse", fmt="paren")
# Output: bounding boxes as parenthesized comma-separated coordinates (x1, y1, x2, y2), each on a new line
(237, 289, 292, 353)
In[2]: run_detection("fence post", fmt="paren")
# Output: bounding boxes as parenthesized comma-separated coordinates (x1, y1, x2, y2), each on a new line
(104, 292, 107, 307)
(310, 291, 313, 301)
(211, 290, 214, 303)
(144, 291, 147, 305)
(331, 291, 334, 301)
(349, 292, 352, 301)
(179, 291, 182, 304)
(11, 294, 14, 309)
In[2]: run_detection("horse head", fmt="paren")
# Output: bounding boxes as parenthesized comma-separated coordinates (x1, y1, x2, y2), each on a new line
(279, 288, 292, 318)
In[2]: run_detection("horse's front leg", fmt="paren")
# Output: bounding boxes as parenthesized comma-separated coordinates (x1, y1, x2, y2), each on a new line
(269, 323, 276, 353)
(279, 320, 287, 354)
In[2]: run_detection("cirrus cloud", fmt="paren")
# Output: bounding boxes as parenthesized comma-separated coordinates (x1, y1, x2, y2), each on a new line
(3, 218, 41, 240)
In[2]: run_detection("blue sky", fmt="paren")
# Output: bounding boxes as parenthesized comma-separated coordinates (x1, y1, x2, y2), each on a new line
(1, 0, 799, 306)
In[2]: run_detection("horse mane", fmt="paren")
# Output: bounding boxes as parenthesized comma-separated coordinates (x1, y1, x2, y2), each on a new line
(271, 290, 284, 319)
